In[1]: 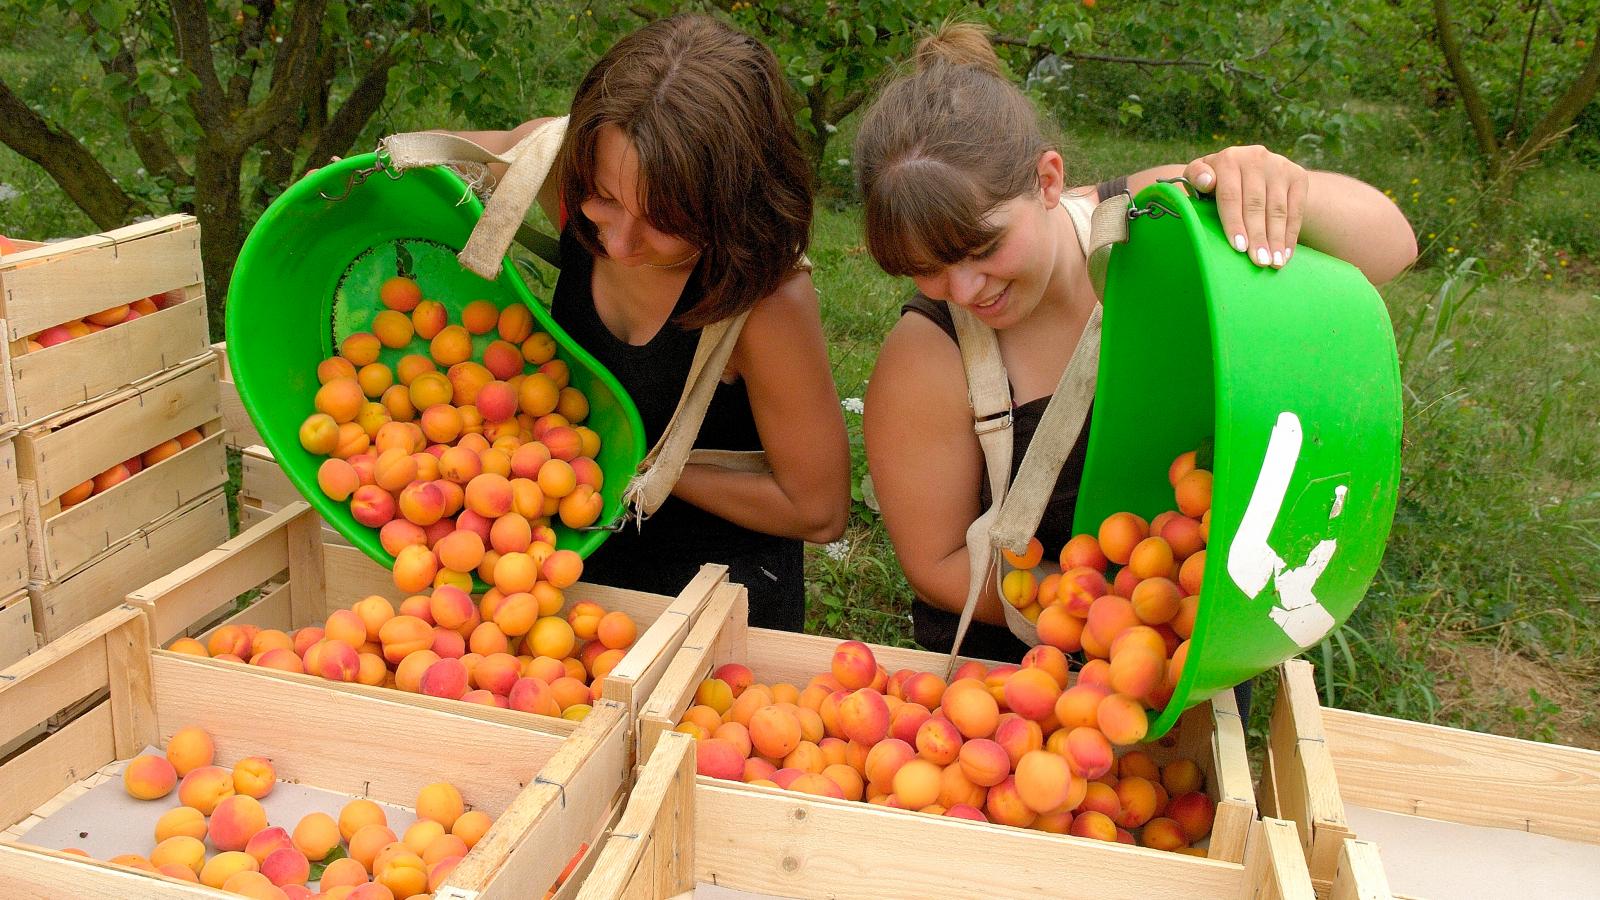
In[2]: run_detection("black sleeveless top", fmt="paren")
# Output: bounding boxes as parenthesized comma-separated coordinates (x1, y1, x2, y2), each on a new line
(904, 177, 1124, 661)
(550, 228, 804, 631)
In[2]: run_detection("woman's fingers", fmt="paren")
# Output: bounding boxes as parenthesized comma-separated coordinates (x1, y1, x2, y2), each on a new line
(1183, 159, 1218, 193)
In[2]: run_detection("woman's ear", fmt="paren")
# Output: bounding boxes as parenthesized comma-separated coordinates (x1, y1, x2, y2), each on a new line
(1037, 150, 1066, 208)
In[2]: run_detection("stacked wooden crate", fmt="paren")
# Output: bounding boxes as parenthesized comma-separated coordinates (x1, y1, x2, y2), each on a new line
(0, 216, 228, 651)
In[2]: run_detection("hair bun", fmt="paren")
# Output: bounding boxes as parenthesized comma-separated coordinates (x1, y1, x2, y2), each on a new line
(913, 22, 1003, 76)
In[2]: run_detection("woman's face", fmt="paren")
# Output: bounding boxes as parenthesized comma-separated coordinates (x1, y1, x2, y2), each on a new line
(907, 152, 1067, 330)
(581, 125, 701, 268)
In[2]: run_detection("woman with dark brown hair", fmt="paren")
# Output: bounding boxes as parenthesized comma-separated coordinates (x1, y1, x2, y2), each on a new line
(856, 24, 1417, 661)
(449, 14, 849, 631)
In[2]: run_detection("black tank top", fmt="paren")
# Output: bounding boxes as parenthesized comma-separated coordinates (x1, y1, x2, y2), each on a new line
(549, 229, 805, 630)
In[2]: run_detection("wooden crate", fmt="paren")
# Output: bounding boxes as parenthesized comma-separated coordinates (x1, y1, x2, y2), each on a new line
(209, 340, 261, 449)
(0, 603, 632, 900)
(15, 355, 225, 581)
(130, 501, 737, 743)
(0, 589, 34, 670)
(580, 732, 1307, 900)
(621, 596, 1304, 899)
(237, 442, 345, 545)
(1262, 659, 1600, 899)
(0, 215, 211, 428)
(28, 490, 229, 647)
(0, 435, 22, 599)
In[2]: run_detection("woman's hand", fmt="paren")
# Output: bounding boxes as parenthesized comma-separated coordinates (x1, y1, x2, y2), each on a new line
(1183, 145, 1308, 269)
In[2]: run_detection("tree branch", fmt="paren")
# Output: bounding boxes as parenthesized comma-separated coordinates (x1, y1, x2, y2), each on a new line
(1509, 0, 1541, 140)
(228, 0, 279, 111)
(1431, 0, 1500, 160)
(1517, 18, 1600, 164)
(170, 0, 230, 133)
(230, 0, 330, 148)
(0, 76, 148, 229)
(78, 13, 191, 188)
(301, 37, 409, 176)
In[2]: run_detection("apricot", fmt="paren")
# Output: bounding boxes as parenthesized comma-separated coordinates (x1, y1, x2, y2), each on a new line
(318, 640, 361, 682)
(1060, 727, 1113, 780)
(200, 850, 260, 888)
(299, 413, 340, 454)
(381, 384, 417, 422)
(379, 614, 434, 663)
(176, 763, 234, 814)
(412, 781, 464, 830)
(246, 827, 295, 863)
(907, 715, 958, 766)
(1083, 597, 1141, 653)
(693, 737, 747, 780)
(1174, 469, 1213, 517)
(409, 371, 453, 411)
(1097, 692, 1150, 746)
(1015, 750, 1080, 814)
(999, 569, 1038, 609)
(421, 658, 470, 699)
(151, 835, 206, 873)
(349, 822, 398, 871)
(889, 702, 932, 746)
(320, 856, 371, 888)
(1001, 666, 1061, 722)
(152, 805, 207, 845)
(338, 798, 388, 843)
(838, 688, 891, 746)
(381, 276, 423, 311)
(1167, 791, 1215, 841)
(1130, 576, 1182, 626)
(985, 776, 1037, 828)
(261, 846, 310, 887)
(1069, 809, 1118, 843)
(165, 725, 215, 776)
(412, 299, 448, 339)
(822, 641, 874, 692)
(210, 794, 269, 851)
(346, 484, 394, 529)
(371, 309, 415, 349)
(992, 715, 1044, 769)
(888, 758, 939, 809)
(748, 706, 801, 759)
(233, 756, 276, 799)
(1097, 511, 1150, 566)
(526, 615, 574, 659)
(338, 331, 380, 367)
(1178, 549, 1206, 597)
(945, 737, 1004, 789)
(1035, 606, 1086, 654)
(942, 680, 1000, 739)
(1128, 536, 1176, 581)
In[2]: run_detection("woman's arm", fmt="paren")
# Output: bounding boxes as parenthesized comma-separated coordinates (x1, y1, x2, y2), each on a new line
(1120, 150, 1418, 284)
(864, 314, 1009, 625)
(445, 117, 563, 226)
(669, 274, 851, 544)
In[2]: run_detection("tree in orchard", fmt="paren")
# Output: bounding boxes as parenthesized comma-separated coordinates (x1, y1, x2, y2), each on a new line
(0, 1, 573, 338)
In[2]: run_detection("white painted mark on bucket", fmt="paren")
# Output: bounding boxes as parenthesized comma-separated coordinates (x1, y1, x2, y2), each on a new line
(1227, 411, 1341, 648)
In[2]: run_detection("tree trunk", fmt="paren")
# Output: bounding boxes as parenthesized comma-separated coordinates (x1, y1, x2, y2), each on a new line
(0, 77, 148, 229)
(193, 145, 246, 342)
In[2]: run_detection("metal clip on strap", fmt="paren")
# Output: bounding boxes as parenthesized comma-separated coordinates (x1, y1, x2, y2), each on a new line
(974, 410, 1012, 436)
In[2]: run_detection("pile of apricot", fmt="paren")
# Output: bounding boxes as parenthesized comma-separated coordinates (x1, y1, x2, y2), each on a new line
(59, 427, 207, 511)
(25, 290, 188, 352)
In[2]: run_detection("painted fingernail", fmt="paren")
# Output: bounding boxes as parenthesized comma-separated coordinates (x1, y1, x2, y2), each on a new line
(1272, 250, 1284, 267)
(1233, 234, 1248, 252)
(1285, 247, 1294, 261)
(1255, 247, 1271, 266)
(1196, 171, 1214, 189)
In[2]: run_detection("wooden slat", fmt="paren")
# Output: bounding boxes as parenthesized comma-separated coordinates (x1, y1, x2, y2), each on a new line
(0, 843, 221, 898)
(575, 730, 696, 900)
(1268, 662, 1351, 887)
(324, 541, 408, 610)
(0, 215, 200, 339)
(7, 300, 209, 425)
(0, 589, 35, 669)
(1322, 706, 1600, 843)
(0, 437, 19, 516)
(240, 444, 301, 507)
(14, 356, 218, 501)
(32, 428, 225, 579)
(103, 610, 155, 759)
(0, 515, 28, 597)
(1329, 839, 1394, 900)
(601, 565, 728, 717)
(211, 342, 262, 448)
(693, 780, 1247, 899)
(637, 584, 749, 764)
(126, 502, 296, 644)
(0, 700, 115, 830)
(443, 702, 630, 899)
(284, 503, 327, 629)
(150, 651, 565, 812)
(1243, 818, 1317, 900)
(0, 605, 140, 749)
(194, 581, 292, 642)
(29, 490, 228, 644)
(1205, 686, 1256, 865)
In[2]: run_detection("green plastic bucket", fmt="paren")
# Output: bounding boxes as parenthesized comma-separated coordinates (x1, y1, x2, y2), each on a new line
(1079, 181, 1403, 738)
(226, 153, 647, 585)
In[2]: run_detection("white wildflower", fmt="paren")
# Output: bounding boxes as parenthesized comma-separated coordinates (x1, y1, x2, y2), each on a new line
(841, 397, 864, 414)
(823, 540, 850, 561)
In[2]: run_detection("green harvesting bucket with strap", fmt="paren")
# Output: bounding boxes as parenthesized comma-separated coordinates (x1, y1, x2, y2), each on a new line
(1078, 180, 1402, 738)
(226, 153, 646, 583)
